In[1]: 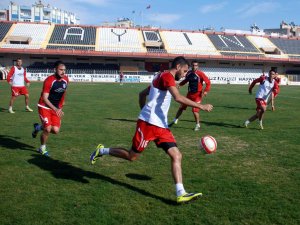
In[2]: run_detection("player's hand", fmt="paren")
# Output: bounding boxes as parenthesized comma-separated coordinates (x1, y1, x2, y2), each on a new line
(26, 83, 30, 87)
(9, 81, 12, 86)
(55, 108, 64, 117)
(200, 104, 213, 112)
(203, 91, 208, 97)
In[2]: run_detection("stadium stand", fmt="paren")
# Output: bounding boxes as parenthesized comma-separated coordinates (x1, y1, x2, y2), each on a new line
(27, 62, 119, 74)
(97, 27, 146, 53)
(2, 23, 50, 49)
(161, 30, 220, 55)
(207, 34, 263, 56)
(268, 38, 300, 55)
(46, 45, 95, 51)
(0, 22, 13, 42)
(48, 25, 96, 45)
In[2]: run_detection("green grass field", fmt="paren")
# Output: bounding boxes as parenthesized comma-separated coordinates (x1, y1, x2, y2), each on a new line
(0, 81, 299, 225)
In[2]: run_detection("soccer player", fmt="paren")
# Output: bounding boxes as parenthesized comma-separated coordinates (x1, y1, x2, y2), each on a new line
(32, 61, 69, 156)
(6, 58, 33, 113)
(169, 61, 211, 131)
(119, 71, 124, 85)
(268, 73, 280, 111)
(244, 69, 276, 129)
(90, 56, 213, 204)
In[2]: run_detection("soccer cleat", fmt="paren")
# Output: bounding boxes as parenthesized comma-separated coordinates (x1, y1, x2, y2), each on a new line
(90, 144, 104, 165)
(244, 121, 250, 128)
(259, 124, 264, 130)
(168, 119, 178, 127)
(26, 106, 33, 112)
(32, 123, 39, 138)
(194, 124, 200, 131)
(38, 146, 49, 157)
(8, 108, 15, 114)
(177, 192, 203, 204)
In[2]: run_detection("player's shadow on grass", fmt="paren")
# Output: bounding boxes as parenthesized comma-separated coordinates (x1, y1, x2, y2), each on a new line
(0, 135, 35, 151)
(177, 119, 241, 129)
(105, 118, 137, 123)
(28, 155, 176, 205)
(215, 105, 252, 110)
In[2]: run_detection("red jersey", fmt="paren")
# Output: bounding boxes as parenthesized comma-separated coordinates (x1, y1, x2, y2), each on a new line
(38, 74, 69, 109)
(273, 77, 280, 94)
(179, 70, 211, 93)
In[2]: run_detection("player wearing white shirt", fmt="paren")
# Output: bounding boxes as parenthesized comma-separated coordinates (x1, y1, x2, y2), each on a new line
(6, 58, 33, 113)
(90, 56, 213, 204)
(244, 70, 276, 129)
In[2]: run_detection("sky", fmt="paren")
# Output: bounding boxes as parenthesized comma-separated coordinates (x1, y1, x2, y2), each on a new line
(1, 0, 299, 31)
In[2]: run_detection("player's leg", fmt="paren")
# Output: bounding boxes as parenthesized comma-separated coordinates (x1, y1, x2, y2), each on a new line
(8, 95, 16, 113)
(24, 93, 33, 112)
(166, 146, 202, 204)
(192, 105, 201, 131)
(169, 106, 185, 126)
(39, 125, 51, 156)
(90, 119, 147, 164)
(257, 105, 266, 129)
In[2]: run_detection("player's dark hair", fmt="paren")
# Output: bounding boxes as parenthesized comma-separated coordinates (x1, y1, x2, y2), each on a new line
(54, 61, 65, 69)
(16, 58, 22, 61)
(171, 56, 189, 69)
(191, 60, 198, 65)
(269, 69, 276, 75)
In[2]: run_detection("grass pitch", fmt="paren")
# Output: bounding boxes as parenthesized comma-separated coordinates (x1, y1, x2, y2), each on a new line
(0, 81, 299, 225)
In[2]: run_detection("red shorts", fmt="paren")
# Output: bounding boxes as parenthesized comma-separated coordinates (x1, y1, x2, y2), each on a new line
(180, 92, 202, 113)
(255, 98, 267, 111)
(11, 86, 28, 97)
(132, 119, 176, 153)
(38, 107, 61, 128)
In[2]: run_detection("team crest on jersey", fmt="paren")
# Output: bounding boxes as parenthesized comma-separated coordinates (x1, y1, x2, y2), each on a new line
(63, 83, 66, 89)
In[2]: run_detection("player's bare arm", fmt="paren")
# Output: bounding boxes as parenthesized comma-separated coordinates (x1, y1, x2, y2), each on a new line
(139, 86, 150, 109)
(168, 86, 213, 112)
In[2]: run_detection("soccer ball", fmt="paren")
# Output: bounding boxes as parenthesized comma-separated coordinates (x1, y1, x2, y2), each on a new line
(199, 135, 217, 154)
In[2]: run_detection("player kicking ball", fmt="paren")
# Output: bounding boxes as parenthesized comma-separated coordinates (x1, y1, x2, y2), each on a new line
(90, 56, 213, 204)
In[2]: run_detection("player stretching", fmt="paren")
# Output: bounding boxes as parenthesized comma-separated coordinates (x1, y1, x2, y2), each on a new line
(244, 69, 276, 129)
(32, 61, 69, 156)
(169, 61, 211, 131)
(6, 58, 33, 113)
(90, 56, 213, 204)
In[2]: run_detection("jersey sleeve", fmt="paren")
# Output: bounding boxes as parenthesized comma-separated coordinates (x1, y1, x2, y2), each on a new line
(249, 75, 264, 92)
(161, 73, 176, 88)
(6, 67, 15, 83)
(199, 71, 211, 92)
(42, 77, 52, 94)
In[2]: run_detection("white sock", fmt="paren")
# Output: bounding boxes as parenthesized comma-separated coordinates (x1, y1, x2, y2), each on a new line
(40, 145, 46, 150)
(245, 120, 250, 125)
(175, 183, 186, 197)
(196, 123, 200, 127)
(259, 120, 263, 125)
(100, 148, 110, 155)
(9, 106, 12, 110)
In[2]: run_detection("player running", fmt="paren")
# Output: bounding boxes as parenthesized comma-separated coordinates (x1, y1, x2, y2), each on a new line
(169, 61, 211, 131)
(32, 61, 69, 156)
(244, 69, 276, 129)
(6, 58, 33, 113)
(90, 56, 213, 204)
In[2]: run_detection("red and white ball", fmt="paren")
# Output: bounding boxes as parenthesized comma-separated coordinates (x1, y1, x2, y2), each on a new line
(199, 135, 217, 154)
